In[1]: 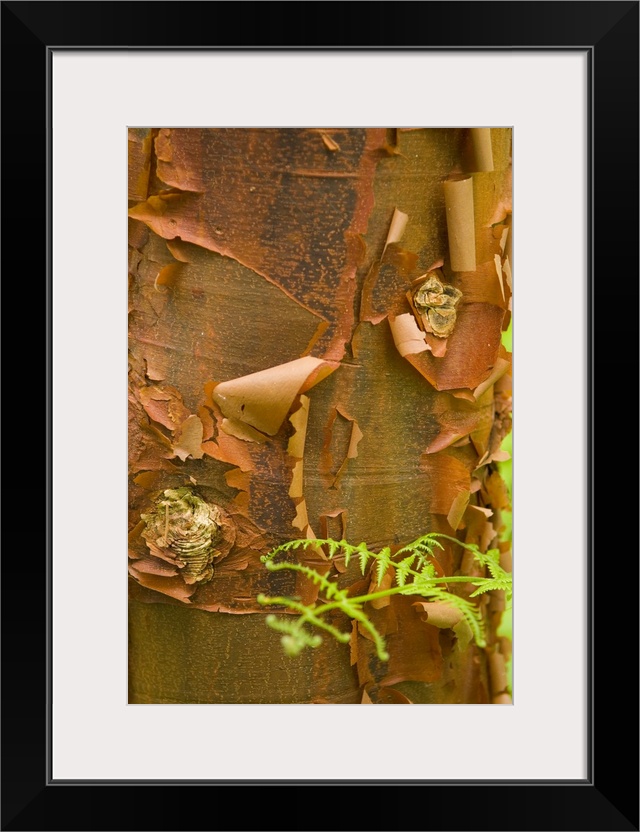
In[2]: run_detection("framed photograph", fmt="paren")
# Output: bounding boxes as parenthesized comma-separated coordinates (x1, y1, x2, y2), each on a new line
(3, 2, 637, 830)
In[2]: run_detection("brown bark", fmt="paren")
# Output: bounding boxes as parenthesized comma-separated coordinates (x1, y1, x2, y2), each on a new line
(128, 127, 512, 704)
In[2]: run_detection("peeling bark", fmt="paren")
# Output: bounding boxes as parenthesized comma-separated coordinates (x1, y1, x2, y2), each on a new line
(129, 127, 512, 704)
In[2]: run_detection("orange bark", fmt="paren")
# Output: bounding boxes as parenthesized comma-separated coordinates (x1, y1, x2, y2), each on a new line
(128, 127, 512, 704)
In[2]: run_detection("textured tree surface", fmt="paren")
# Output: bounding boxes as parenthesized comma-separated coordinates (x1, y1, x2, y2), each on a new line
(128, 127, 512, 704)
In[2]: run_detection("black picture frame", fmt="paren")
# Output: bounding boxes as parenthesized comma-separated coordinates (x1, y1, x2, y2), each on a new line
(2, 2, 638, 830)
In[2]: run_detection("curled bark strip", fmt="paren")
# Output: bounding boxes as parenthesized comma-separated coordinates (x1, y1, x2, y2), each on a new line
(447, 489, 471, 531)
(319, 405, 364, 489)
(359, 204, 420, 327)
(292, 499, 310, 531)
(470, 128, 494, 172)
(332, 406, 364, 488)
(212, 356, 337, 437)
(319, 508, 348, 543)
(197, 406, 215, 442)
(473, 346, 511, 400)
(389, 313, 428, 357)
(319, 131, 341, 152)
(413, 600, 464, 629)
(443, 176, 476, 272)
(382, 207, 409, 256)
(287, 394, 311, 500)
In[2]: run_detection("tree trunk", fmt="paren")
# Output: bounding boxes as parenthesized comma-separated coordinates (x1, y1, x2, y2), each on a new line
(128, 127, 512, 704)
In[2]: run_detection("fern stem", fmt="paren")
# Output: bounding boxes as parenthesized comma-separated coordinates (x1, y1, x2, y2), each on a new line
(311, 576, 489, 615)
(430, 532, 489, 553)
(256, 595, 310, 615)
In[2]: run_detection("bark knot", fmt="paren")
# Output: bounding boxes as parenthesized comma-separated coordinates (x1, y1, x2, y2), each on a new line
(141, 488, 232, 585)
(413, 274, 463, 338)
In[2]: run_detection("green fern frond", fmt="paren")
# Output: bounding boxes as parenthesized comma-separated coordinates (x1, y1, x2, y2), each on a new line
(263, 537, 375, 570)
(260, 538, 311, 561)
(418, 559, 437, 579)
(258, 529, 511, 662)
(486, 558, 510, 582)
(355, 542, 372, 574)
(473, 547, 502, 571)
(375, 547, 392, 586)
(324, 538, 342, 558)
(431, 536, 506, 573)
(469, 577, 512, 600)
(395, 554, 417, 587)
(395, 532, 444, 559)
